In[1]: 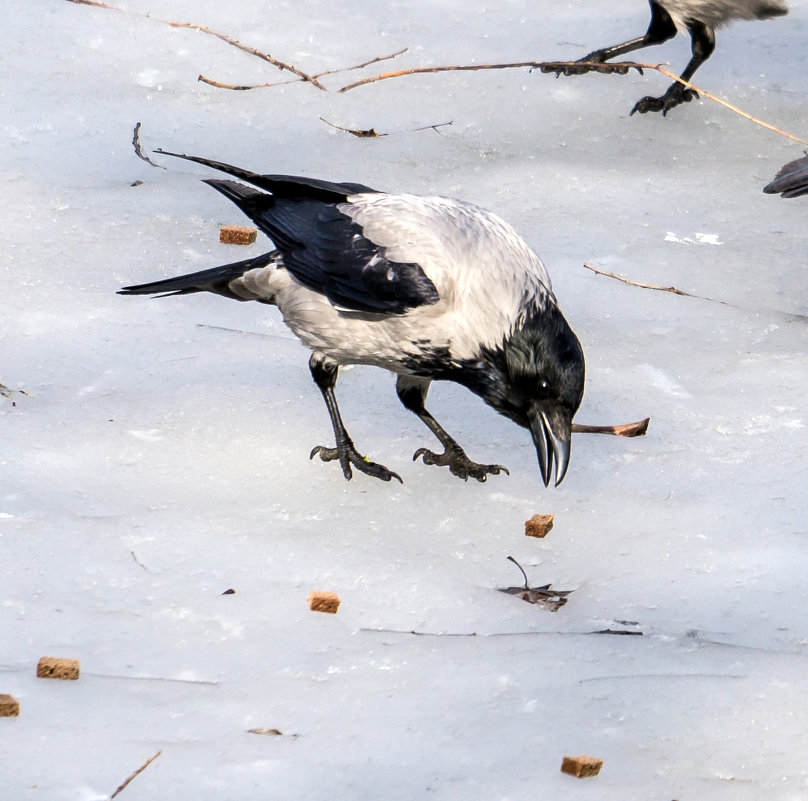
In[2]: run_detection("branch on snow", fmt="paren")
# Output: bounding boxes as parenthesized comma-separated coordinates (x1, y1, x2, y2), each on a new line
(584, 263, 808, 324)
(109, 750, 162, 799)
(319, 117, 453, 138)
(199, 48, 410, 92)
(63, 0, 325, 90)
(651, 66, 808, 146)
(571, 419, 650, 438)
(360, 627, 642, 638)
(583, 263, 735, 308)
(338, 59, 808, 145)
(338, 58, 649, 92)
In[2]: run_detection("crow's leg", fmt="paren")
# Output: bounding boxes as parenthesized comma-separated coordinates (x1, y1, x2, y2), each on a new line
(560, 0, 677, 75)
(631, 19, 714, 115)
(396, 375, 509, 483)
(308, 352, 402, 483)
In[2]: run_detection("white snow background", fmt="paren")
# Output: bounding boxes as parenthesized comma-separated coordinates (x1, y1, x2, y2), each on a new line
(2, 1, 808, 799)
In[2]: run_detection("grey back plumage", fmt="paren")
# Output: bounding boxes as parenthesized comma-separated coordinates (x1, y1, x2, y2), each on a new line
(659, 0, 787, 29)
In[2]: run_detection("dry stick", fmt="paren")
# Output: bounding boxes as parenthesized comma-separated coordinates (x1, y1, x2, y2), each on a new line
(313, 47, 409, 79)
(320, 117, 453, 138)
(198, 75, 281, 91)
(63, 0, 324, 89)
(412, 121, 454, 134)
(199, 48, 410, 92)
(585, 262, 808, 324)
(200, 55, 632, 93)
(571, 419, 649, 438)
(655, 66, 808, 146)
(320, 118, 386, 138)
(0, 383, 34, 399)
(583, 262, 734, 307)
(339, 59, 808, 145)
(109, 750, 162, 799)
(164, 20, 326, 90)
(338, 59, 648, 93)
(360, 626, 641, 638)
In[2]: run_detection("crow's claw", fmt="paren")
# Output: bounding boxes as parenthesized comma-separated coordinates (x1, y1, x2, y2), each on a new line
(630, 87, 698, 116)
(413, 446, 509, 483)
(310, 444, 403, 483)
(541, 53, 609, 77)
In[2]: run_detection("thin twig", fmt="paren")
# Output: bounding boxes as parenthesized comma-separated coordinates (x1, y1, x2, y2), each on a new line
(320, 117, 453, 138)
(411, 121, 453, 134)
(197, 74, 297, 90)
(585, 263, 808, 323)
(338, 57, 808, 145)
(338, 59, 649, 93)
(360, 627, 641, 637)
(320, 118, 385, 138)
(131, 123, 165, 169)
(584, 263, 692, 297)
(164, 20, 326, 89)
(63, 0, 324, 89)
(200, 48, 410, 92)
(313, 48, 409, 79)
(507, 556, 530, 590)
(583, 262, 734, 307)
(571, 418, 650, 438)
(655, 66, 808, 146)
(109, 750, 162, 799)
(0, 382, 34, 400)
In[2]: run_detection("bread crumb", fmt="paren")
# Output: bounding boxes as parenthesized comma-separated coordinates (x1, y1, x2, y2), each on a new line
(219, 225, 257, 245)
(561, 754, 603, 778)
(525, 513, 554, 538)
(307, 591, 341, 614)
(37, 656, 80, 680)
(0, 694, 20, 717)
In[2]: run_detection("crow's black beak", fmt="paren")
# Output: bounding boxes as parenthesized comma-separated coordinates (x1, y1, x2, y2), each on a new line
(529, 404, 572, 487)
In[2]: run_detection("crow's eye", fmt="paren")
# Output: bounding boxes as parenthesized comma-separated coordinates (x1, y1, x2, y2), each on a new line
(534, 378, 552, 399)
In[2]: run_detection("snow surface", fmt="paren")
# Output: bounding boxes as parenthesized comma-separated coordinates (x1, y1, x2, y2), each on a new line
(2, 1, 808, 799)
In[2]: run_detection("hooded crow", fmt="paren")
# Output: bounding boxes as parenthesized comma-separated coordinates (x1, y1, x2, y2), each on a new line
(562, 0, 788, 115)
(120, 151, 585, 487)
(763, 154, 808, 198)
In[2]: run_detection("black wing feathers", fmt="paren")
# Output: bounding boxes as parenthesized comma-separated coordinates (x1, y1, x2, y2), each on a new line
(160, 152, 440, 314)
(763, 155, 808, 199)
(274, 201, 439, 313)
(205, 179, 438, 313)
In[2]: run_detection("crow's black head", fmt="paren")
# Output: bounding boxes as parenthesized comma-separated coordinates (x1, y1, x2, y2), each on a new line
(477, 304, 585, 487)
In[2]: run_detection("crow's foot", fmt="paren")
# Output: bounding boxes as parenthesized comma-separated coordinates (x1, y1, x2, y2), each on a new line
(631, 86, 698, 116)
(310, 443, 402, 483)
(413, 445, 509, 482)
(540, 54, 639, 78)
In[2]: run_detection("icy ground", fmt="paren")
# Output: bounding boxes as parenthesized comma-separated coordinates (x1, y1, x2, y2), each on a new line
(2, 1, 808, 799)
